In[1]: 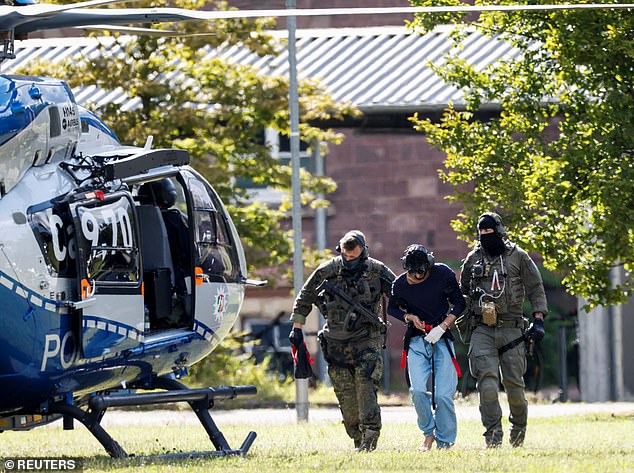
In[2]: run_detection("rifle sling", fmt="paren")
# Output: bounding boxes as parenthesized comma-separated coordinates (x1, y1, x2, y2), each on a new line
(498, 335, 525, 356)
(319, 280, 385, 329)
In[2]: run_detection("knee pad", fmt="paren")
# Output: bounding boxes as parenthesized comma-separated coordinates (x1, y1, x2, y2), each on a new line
(505, 387, 527, 406)
(479, 377, 499, 403)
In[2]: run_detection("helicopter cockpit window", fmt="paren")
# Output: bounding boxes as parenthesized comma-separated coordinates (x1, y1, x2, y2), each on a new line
(188, 177, 239, 282)
(75, 196, 139, 284)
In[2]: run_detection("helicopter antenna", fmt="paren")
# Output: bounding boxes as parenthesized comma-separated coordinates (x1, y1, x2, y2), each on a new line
(1, 28, 14, 61)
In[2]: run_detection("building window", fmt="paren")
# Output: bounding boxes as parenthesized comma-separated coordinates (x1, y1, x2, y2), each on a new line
(237, 128, 313, 203)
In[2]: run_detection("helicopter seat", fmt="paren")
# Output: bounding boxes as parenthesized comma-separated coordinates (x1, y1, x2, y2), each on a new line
(137, 204, 175, 329)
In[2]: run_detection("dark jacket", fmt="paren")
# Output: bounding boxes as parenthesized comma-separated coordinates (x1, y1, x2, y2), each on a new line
(460, 240, 548, 319)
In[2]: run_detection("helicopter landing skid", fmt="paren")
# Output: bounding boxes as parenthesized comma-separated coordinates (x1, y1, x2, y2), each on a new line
(48, 379, 257, 459)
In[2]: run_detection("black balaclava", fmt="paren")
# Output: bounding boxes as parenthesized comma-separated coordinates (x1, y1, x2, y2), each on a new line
(478, 215, 506, 257)
(339, 231, 367, 272)
(342, 256, 362, 271)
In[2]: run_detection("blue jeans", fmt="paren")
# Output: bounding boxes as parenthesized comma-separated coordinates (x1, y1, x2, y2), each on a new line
(407, 335, 458, 447)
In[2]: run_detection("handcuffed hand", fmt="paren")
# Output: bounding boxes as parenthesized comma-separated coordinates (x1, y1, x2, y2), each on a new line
(526, 318, 545, 342)
(288, 327, 304, 348)
(405, 314, 427, 332)
(424, 325, 446, 344)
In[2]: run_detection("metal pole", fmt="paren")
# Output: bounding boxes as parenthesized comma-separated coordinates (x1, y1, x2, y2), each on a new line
(313, 140, 326, 252)
(287, 0, 308, 422)
(313, 140, 330, 386)
(382, 330, 390, 395)
(558, 324, 568, 402)
(609, 266, 625, 401)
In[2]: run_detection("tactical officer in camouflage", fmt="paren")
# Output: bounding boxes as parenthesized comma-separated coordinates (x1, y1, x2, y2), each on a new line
(460, 213, 547, 448)
(289, 230, 395, 452)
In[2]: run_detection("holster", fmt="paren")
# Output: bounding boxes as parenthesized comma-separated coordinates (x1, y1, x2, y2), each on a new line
(317, 330, 330, 363)
(455, 311, 477, 344)
(343, 311, 362, 332)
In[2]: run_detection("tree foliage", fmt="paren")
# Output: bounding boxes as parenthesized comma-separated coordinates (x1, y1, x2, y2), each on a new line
(409, 0, 634, 306)
(24, 0, 356, 277)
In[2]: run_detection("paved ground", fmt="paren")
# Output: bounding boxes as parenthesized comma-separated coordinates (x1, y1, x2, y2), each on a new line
(97, 401, 634, 427)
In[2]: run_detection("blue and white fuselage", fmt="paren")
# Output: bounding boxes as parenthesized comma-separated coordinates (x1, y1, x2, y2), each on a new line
(0, 75, 248, 418)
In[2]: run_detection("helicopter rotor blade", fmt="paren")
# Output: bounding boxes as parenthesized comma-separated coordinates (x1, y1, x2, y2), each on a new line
(19, 0, 140, 16)
(0, 0, 139, 32)
(7, 3, 634, 35)
(76, 24, 179, 36)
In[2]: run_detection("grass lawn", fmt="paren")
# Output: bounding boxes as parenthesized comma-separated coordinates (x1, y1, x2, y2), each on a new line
(0, 412, 632, 472)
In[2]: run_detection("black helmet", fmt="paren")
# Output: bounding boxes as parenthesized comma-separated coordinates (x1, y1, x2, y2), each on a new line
(477, 212, 506, 236)
(401, 244, 435, 274)
(138, 178, 177, 208)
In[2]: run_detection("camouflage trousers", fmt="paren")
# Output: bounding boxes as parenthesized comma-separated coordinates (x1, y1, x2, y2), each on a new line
(468, 324, 528, 447)
(326, 337, 383, 446)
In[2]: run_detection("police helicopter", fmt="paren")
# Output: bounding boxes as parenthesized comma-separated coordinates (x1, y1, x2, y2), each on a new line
(0, 0, 632, 460)
(0, 0, 277, 459)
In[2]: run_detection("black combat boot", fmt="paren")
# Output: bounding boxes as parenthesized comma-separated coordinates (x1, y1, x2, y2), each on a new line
(484, 428, 503, 448)
(357, 429, 380, 452)
(510, 427, 526, 447)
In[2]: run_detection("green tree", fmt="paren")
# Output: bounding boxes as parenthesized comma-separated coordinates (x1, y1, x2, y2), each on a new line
(409, 0, 634, 306)
(24, 0, 356, 277)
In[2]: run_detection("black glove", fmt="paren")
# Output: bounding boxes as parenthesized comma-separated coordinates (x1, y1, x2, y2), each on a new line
(526, 318, 545, 342)
(288, 327, 304, 349)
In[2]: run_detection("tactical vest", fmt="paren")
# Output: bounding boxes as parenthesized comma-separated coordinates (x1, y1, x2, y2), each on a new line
(466, 244, 527, 319)
(319, 257, 385, 341)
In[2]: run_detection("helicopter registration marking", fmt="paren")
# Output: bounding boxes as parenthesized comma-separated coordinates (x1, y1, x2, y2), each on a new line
(49, 212, 72, 263)
(79, 202, 133, 251)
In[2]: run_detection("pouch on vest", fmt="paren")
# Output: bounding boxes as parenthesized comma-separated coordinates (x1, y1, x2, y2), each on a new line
(481, 300, 497, 326)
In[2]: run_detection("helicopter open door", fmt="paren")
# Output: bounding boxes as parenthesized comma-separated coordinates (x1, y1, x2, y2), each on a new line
(183, 170, 245, 345)
(132, 174, 194, 333)
(70, 191, 144, 358)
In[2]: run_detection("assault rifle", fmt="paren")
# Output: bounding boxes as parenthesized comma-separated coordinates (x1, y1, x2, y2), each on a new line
(316, 279, 387, 333)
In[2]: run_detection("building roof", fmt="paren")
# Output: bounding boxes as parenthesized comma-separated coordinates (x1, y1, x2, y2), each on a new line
(5, 26, 521, 112)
